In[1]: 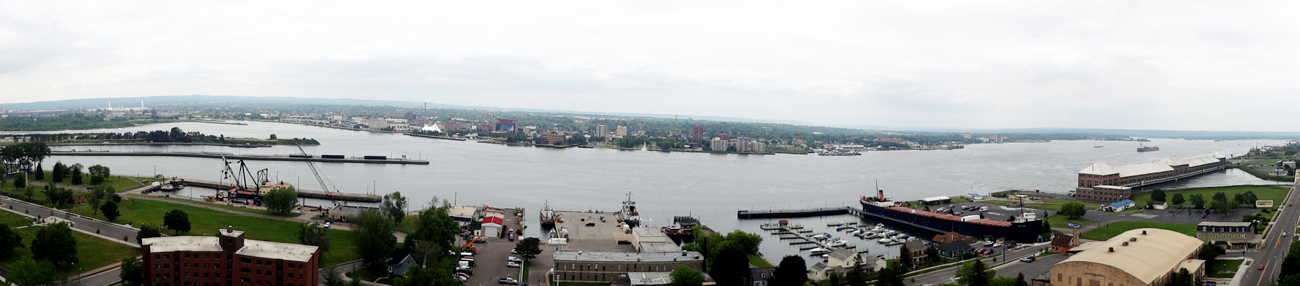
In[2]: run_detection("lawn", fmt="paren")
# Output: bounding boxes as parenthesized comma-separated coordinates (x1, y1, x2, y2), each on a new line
(66, 198, 358, 266)
(1131, 185, 1289, 208)
(0, 208, 33, 228)
(747, 254, 775, 268)
(1080, 221, 1196, 241)
(986, 198, 1101, 212)
(1208, 259, 1244, 278)
(1046, 215, 1095, 228)
(32, 171, 151, 192)
(0, 225, 139, 276)
(150, 196, 298, 217)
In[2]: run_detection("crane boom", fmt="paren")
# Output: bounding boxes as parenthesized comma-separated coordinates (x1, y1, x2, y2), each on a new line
(295, 143, 335, 194)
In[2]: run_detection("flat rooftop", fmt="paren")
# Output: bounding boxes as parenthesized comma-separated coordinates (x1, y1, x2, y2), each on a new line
(554, 211, 636, 252)
(237, 239, 319, 262)
(554, 250, 704, 262)
(144, 236, 224, 253)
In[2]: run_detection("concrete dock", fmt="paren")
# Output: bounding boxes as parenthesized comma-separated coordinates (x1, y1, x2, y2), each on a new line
(50, 151, 429, 165)
(156, 178, 382, 203)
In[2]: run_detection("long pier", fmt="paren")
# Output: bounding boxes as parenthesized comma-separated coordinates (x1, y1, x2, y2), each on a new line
(50, 151, 429, 165)
(157, 178, 382, 203)
(737, 207, 852, 219)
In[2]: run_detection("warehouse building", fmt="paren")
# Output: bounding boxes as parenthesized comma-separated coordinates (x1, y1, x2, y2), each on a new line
(553, 251, 705, 284)
(1046, 228, 1204, 286)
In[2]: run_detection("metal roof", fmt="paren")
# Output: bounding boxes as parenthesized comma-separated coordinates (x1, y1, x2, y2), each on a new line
(554, 251, 704, 262)
(1079, 153, 1225, 177)
(1053, 228, 1204, 285)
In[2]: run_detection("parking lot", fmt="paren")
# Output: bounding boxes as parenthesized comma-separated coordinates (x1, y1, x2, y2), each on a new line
(459, 208, 529, 286)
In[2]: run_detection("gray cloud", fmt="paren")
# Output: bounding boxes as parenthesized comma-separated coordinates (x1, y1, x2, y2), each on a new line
(2, 1, 1300, 131)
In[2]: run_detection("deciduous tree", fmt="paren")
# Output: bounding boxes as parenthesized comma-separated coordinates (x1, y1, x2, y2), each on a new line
(120, 257, 144, 286)
(956, 260, 992, 286)
(771, 255, 807, 286)
(670, 265, 706, 286)
(137, 225, 162, 244)
(1151, 189, 1166, 202)
(297, 222, 331, 253)
(381, 192, 409, 223)
(102, 201, 121, 221)
(164, 209, 191, 234)
(515, 237, 543, 261)
(9, 257, 58, 286)
(1189, 194, 1206, 209)
(1171, 193, 1186, 206)
(0, 224, 25, 256)
(1060, 202, 1087, 219)
(32, 222, 77, 266)
(264, 185, 298, 215)
(353, 210, 396, 272)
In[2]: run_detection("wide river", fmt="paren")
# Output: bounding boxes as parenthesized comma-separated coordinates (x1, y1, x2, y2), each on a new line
(13, 121, 1288, 265)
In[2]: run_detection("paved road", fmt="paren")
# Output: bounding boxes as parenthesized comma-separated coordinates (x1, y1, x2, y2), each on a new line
(1240, 184, 1300, 286)
(905, 243, 1051, 286)
(0, 194, 141, 246)
(79, 267, 123, 286)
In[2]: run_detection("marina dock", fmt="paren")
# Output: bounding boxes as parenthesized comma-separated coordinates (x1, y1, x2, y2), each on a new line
(50, 151, 429, 165)
(737, 206, 852, 219)
(761, 223, 862, 254)
(150, 178, 382, 203)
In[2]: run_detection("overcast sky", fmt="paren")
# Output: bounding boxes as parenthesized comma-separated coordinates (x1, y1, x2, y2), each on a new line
(2, 1, 1298, 131)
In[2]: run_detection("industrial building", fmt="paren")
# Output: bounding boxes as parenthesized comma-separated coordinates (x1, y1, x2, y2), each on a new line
(1196, 222, 1256, 249)
(142, 227, 320, 286)
(1076, 153, 1228, 200)
(553, 251, 705, 284)
(1045, 228, 1204, 286)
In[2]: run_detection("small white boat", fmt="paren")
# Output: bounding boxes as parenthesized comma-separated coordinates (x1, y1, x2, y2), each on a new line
(829, 240, 848, 247)
(877, 238, 892, 243)
(811, 233, 829, 240)
(810, 248, 831, 255)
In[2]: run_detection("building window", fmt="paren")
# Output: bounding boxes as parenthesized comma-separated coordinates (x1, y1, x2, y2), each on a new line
(242, 267, 251, 273)
(216, 254, 221, 259)
(241, 278, 250, 283)
(185, 253, 191, 258)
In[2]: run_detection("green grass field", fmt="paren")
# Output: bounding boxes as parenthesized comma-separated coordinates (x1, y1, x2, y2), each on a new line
(1208, 259, 1244, 278)
(747, 254, 775, 268)
(66, 198, 358, 266)
(984, 198, 1100, 212)
(0, 207, 34, 228)
(1131, 185, 1288, 208)
(147, 196, 299, 217)
(1046, 215, 1095, 228)
(0, 214, 139, 276)
(31, 171, 151, 193)
(1080, 221, 1196, 241)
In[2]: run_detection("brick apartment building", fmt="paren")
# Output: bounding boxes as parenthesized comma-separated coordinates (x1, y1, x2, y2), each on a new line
(142, 227, 320, 286)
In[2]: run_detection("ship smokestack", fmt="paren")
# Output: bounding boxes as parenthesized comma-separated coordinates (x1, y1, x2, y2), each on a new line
(877, 189, 884, 201)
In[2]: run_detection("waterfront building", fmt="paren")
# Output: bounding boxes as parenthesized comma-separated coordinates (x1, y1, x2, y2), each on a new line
(810, 248, 883, 281)
(1196, 222, 1256, 249)
(690, 125, 703, 141)
(596, 125, 610, 138)
(553, 251, 704, 284)
(936, 241, 974, 259)
(919, 196, 952, 205)
(1050, 234, 1078, 253)
(366, 118, 390, 130)
(142, 227, 320, 286)
(993, 134, 1004, 143)
(616, 126, 628, 137)
(1076, 153, 1227, 200)
(710, 138, 728, 151)
(1046, 228, 1204, 286)
(932, 232, 973, 244)
(903, 240, 928, 265)
(544, 133, 566, 145)
(963, 132, 972, 139)
(481, 209, 506, 238)
(448, 206, 481, 227)
(495, 118, 518, 132)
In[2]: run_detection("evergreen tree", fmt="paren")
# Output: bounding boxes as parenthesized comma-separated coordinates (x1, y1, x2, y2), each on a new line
(33, 163, 43, 180)
(0, 224, 25, 256)
(51, 162, 64, 183)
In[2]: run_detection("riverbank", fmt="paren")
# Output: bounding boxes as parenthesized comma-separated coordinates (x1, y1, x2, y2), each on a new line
(49, 150, 430, 165)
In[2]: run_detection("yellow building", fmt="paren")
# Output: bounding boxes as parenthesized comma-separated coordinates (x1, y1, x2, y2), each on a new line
(1047, 228, 1204, 286)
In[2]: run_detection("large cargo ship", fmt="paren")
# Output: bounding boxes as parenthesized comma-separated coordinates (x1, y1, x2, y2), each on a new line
(540, 201, 558, 230)
(1137, 144, 1159, 152)
(859, 190, 1044, 243)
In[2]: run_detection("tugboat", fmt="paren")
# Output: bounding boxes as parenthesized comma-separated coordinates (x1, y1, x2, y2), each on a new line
(540, 201, 558, 230)
(618, 192, 641, 228)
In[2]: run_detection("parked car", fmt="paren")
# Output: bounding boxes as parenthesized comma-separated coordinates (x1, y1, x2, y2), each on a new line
(509, 233, 516, 241)
(980, 206, 989, 211)
(508, 256, 523, 263)
(507, 261, 521, 268)
(585, 222, 596, 227)
(323, 222, 331, 228)
(511, 248, 519, 254)
(983, 241, 995, 247)
(1020, 256, 1035, 262)
(500, 278, 520, 285)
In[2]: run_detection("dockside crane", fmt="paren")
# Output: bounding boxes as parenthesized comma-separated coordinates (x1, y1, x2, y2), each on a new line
(295, 143, 338, 195)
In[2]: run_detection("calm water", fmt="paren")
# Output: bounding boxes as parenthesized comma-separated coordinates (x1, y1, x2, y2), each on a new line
(16, 121, 1286, 265)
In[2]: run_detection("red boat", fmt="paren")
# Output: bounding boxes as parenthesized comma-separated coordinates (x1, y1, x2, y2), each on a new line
(1137, 144, 1159, 152)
